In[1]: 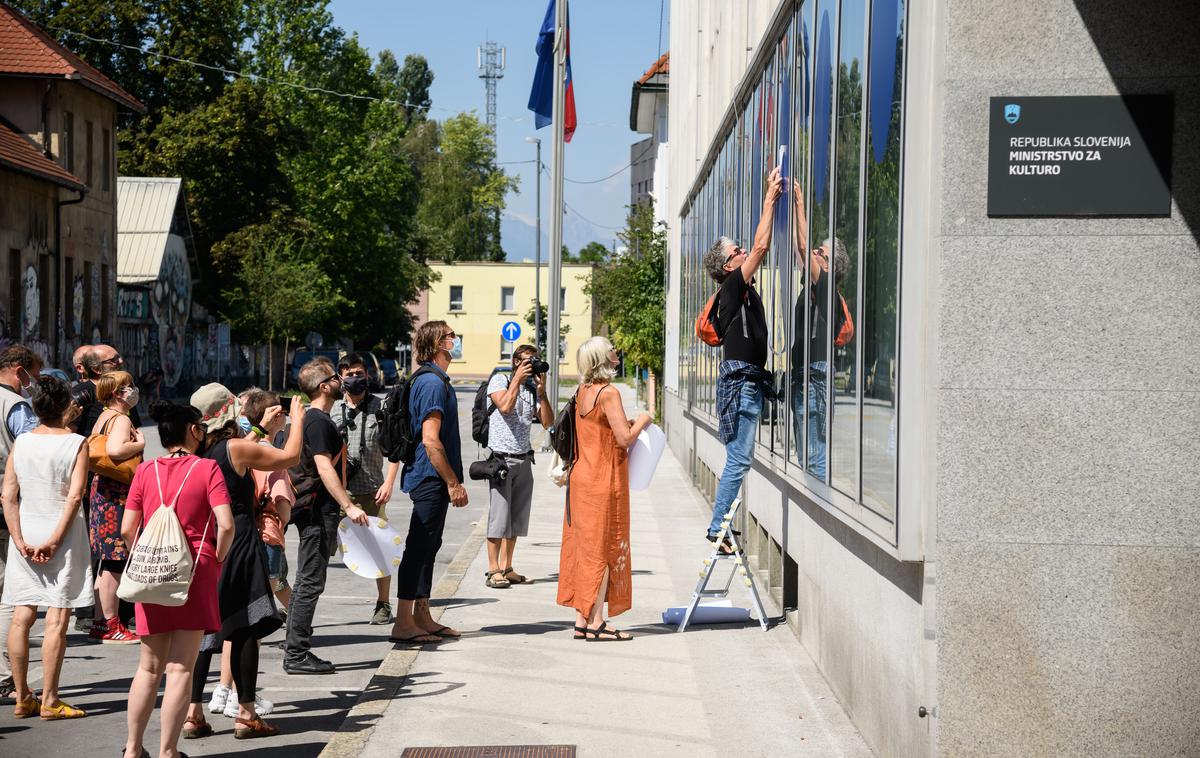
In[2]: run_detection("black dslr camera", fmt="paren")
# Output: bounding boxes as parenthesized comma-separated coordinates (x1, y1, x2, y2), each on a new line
(469, 456, 509, 485)
(525, 357, 550, 375)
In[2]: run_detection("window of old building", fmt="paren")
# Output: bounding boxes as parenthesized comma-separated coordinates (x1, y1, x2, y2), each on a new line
(62, 111, 74, 173)
(85, 120, 94, 187)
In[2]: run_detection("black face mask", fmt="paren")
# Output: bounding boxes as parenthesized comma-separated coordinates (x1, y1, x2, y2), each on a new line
(342, 376, 369, 396)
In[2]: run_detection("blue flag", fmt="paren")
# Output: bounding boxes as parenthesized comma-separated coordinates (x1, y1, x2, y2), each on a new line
(527, 0, 577, 141)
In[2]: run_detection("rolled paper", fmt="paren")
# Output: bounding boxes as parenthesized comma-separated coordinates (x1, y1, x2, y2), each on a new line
(627, 423, 667, 491)
(663, 602, 751, 625)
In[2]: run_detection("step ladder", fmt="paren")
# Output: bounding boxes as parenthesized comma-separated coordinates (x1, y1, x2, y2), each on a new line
(676, 496, 769, 632)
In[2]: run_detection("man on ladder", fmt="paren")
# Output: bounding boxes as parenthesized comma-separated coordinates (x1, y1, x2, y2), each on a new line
(700, 166, 783, 554)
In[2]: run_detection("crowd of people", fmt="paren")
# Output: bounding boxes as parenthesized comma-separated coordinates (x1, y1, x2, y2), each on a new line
(0, 321, 655, 756)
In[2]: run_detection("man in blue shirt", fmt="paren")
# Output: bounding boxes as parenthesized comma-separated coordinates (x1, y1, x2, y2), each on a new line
(389, 320, 467, 645)
(0, 344, 42, 698)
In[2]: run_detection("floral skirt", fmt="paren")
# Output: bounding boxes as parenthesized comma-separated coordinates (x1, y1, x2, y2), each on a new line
(89, 475, 132, 562)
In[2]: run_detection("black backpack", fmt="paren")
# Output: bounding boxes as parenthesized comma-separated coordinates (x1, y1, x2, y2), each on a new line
(470, 370, 503, 446)
(378, 365, 448, 464)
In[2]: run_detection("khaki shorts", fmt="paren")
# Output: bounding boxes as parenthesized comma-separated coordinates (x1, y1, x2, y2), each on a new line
(347, 492, 385, 519)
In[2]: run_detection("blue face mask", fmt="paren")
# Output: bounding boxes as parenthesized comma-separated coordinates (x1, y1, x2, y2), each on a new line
(236, 415, 252, 436)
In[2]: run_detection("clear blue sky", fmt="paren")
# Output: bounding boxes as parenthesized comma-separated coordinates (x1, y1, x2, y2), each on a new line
(327, 0, 670, 258)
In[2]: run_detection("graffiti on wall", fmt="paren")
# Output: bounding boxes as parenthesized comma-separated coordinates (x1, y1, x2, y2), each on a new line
(152, 239, 191, 387)
(73, 275, 85, 334)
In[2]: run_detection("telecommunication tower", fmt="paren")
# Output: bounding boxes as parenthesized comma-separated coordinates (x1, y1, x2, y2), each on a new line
(477, 41, 506, 143)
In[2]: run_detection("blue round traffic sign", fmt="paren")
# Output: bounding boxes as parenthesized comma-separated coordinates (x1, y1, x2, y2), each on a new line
(501, 321, 522, 341)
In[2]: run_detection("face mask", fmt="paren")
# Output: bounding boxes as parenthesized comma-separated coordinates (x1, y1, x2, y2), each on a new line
(237, 415, 252, 435)
(122, 387, 140, 408)
(342, 376, 368, 396)
(441, 336, 461, 361)
(17, 369, 32, 398)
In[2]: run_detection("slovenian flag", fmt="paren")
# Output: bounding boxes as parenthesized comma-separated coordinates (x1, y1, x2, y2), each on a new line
(528, 0, 577, 143)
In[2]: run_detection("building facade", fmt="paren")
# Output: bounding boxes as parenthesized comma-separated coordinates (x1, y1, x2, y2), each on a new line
(630, 52, 669, 211)
(665, 2, 1198, 756)
(419, 261, 596, 379)
(0, 4, 144, 368)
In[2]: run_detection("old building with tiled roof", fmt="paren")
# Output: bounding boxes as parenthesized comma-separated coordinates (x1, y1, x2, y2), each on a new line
(0, 1, 144, 366)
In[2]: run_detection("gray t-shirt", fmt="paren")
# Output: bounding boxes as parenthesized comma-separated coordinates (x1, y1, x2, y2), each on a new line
(486, 372, 538, 454)
(331, 394, 386, 496)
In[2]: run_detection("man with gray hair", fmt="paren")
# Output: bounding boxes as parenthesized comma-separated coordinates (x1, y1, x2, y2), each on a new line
(701, 166, 783, 553)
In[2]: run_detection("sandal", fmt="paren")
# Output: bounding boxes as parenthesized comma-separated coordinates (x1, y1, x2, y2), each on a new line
(234, 715, 280, 739)
(181, 715, 213, 739)
(388, 633, 441, 645)
(426, 624, 461, 639)
(706, 533, 737, 555)
(502, 567, 528, 584)
(13, 694, 41, 718)
(585, 622, 633, 642)
(485, 569, 511, 589)
(573, 625, 588, 640)
(40, 700, 87, 719)
(120, 749, 151, 758)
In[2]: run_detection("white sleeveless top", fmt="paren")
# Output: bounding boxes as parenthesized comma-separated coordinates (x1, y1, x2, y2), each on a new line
(1, 432, 93, 608)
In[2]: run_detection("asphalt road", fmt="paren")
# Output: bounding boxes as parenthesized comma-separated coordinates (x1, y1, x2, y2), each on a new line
(0, 388, 491, 757)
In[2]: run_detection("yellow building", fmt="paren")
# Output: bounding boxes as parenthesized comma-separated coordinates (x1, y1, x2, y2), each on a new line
(417, 261, 597, 379)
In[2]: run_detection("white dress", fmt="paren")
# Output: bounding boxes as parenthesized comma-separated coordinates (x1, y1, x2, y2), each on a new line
(1, 432, 93, 608)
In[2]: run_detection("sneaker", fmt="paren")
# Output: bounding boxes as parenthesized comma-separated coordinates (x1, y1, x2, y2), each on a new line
(99, 618, 140, 645)
(87, 618, 108, 642)
(224, 691, 274, 717)
(73, 616, 93, 634)
(370, 601, 393, 625)
(283, 652, 336, 675)
(208, 684, 231, 714)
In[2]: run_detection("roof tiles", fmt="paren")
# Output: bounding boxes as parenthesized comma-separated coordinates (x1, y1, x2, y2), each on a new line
(0, 117, 84, 189)
(0, 3, 145, 112)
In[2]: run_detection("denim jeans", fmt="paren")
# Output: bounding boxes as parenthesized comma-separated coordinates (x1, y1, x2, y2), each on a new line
(283, 508, 337, 663)
(708, 381, 763, 536)
(790, 361, 830, 481)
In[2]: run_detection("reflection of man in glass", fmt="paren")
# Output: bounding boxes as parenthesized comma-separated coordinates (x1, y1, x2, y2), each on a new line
(701, 167, 783, 553)
(790, 180, 849, 480)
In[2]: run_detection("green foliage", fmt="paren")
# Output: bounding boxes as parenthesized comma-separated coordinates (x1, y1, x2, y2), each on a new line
(586, 201, 666, 376)
(217, 215, 349, 342)
(414, 113, 518, 262)
(523, 303, 569, 349)
(17, 0, 508, 348)
(575, 241, 609, 263)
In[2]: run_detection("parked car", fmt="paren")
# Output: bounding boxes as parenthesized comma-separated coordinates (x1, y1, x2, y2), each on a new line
(289, 349, 341, 389)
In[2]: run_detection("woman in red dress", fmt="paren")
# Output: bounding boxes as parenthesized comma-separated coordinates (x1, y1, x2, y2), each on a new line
(118, 401, 234, 758)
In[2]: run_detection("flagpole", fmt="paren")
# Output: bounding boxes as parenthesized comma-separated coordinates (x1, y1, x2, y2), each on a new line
(547, 0, 567, 410)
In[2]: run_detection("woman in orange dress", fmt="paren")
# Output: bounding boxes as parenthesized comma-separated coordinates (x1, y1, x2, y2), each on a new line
(557, 337, 652, 641)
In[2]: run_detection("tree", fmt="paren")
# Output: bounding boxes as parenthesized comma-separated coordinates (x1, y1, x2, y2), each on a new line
(524, 303, 569, 351)
(575, 241, 609, 263)
(216, 216, 349, 387)
(414, 113, 518, 262)
(586, 200, 666, 405)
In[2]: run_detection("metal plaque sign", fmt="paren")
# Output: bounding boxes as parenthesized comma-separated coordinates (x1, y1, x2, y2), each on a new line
(987, 95, 1172, 216)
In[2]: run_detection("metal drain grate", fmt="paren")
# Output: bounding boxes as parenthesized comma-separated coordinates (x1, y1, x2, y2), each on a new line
(400, 747, 576, 758)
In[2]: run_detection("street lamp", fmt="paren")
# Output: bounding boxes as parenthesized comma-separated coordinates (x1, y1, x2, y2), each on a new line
(525, 136, 542, 353)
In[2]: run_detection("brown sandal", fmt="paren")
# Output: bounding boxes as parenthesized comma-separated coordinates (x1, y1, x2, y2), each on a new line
(502, 567, 528, 584)
(181, 715, 213, 739)
(485, 569, 511, 588)
(234, 715, 280, 739)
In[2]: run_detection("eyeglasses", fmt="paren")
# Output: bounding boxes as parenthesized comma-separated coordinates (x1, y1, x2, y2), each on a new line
(725, 246, 744, 264)
(321, 374, 339, 385)
(99, 354, 123, 367)
(441, 332, 457, 342)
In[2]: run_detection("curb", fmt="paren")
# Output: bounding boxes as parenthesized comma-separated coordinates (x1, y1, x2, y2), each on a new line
(318, 516, 488, 758)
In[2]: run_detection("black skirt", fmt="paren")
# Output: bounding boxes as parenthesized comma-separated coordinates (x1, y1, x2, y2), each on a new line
(200, 511, 282, 651)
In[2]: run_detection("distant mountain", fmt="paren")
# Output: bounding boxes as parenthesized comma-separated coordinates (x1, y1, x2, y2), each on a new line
(501, 210, 615, 262)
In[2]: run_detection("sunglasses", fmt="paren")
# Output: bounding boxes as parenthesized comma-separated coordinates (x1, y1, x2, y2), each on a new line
(441, 332, 457, 342)
(725, 246, 745, 264)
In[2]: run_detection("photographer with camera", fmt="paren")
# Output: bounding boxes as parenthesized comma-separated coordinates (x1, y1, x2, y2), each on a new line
(482, 345, 553, 589)
(332, 353, 400, 625)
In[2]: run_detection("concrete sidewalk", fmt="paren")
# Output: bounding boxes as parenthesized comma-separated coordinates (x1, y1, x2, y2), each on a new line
(330, 386, 875, 758)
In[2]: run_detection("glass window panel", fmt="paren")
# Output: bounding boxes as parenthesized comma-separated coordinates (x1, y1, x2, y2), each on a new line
(861, 0, 903, 517)
(830, 0, 868, 499)
(805, 0, 837, 482)
(790, 2, 814, 471)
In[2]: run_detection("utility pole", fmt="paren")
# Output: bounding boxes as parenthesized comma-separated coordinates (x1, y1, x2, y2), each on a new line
(525, 136, 542, 352)
(547, 0, 567, 408)
(478, 41, 506, 245)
